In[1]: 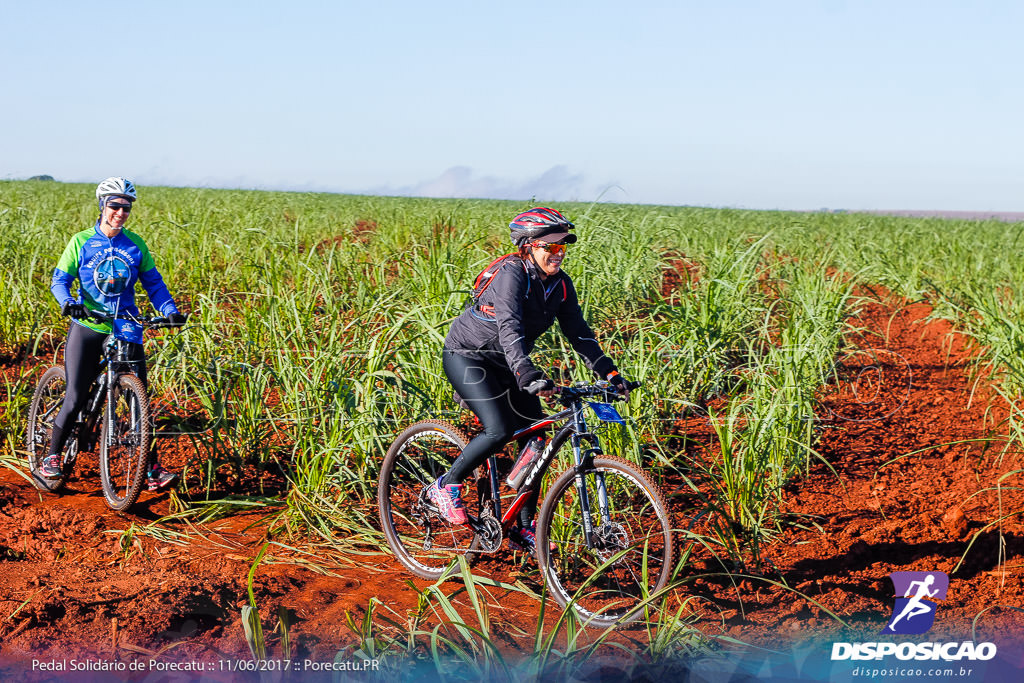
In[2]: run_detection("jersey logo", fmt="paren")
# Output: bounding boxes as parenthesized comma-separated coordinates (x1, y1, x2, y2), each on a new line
(94, 255, 131, 296)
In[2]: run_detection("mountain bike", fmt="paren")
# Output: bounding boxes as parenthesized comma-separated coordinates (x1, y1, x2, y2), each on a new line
(378, 380, 675, 627)
(25, 311, 186, 511)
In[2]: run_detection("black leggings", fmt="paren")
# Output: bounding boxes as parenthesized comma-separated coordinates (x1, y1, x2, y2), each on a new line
(442, 350, 545, 526)
(48, 322, 147, 458)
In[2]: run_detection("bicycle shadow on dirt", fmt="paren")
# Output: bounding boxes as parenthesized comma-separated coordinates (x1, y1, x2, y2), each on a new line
(36, 484, 169, 522)
(674, 531, 1023, 621)
(785, 530, 1022, 583)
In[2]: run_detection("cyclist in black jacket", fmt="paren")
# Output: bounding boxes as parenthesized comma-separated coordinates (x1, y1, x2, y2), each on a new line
(428, 207, 630, 551)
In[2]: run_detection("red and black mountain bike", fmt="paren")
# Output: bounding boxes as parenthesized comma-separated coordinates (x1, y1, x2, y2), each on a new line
(378, 380, 675, 627)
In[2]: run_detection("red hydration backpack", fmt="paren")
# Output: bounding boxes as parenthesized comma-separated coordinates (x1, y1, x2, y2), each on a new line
(470, 254, 529, 317)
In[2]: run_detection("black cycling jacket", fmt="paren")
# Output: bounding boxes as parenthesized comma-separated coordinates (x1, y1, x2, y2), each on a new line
(444, 255, 616, 389)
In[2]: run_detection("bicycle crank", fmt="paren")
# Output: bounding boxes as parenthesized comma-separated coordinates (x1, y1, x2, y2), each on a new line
(469, 515, 503, 553)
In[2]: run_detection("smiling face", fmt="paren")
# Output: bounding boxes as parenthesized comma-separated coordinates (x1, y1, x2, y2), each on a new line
(528, 240, 567, 279)
(100, 196, 133, 235)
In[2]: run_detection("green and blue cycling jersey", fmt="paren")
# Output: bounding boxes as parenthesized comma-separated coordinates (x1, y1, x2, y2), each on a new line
(50, 222, 179, 334)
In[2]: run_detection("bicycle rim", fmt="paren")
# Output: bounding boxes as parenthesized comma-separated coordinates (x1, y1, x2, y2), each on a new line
(378, 420, 478, 580)
(99, 375, 150, 511)
(537, 456, 674, 627)
(26, 366, 70, 492)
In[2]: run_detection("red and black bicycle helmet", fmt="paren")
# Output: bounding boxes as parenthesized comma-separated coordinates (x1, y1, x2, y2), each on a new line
(509, 207, 577, 246)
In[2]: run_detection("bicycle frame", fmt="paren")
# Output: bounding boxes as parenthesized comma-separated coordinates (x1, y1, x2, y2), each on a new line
(469, 388, 617, 551)
(102, 334, 145, 449)
(68, 330, 145, 451)
(71, 309, 169, 456)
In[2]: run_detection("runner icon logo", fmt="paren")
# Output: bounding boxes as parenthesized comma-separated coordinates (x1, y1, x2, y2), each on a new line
(882, 571, 948, 635)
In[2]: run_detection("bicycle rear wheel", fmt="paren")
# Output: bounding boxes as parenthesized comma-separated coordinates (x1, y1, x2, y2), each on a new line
(536, 456, 675, 627)
(25, 366, 74, 493)
(378, 419, 481, 581)
(99, 374, 150, 511)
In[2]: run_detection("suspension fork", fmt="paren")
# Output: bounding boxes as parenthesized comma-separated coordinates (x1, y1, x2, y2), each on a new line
(103, 366, 117, 448)
(102, 336, 125, 449)
(569, 402, 609, 549)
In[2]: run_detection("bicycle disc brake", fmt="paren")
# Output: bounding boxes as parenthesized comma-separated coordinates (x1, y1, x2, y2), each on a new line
(594, 522, 629, 562)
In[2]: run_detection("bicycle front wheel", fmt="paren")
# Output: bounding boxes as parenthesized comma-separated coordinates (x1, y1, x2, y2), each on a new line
(26, 366, 73, 493)
(99, 374, 151, 511)
(536, 456, 675, 628)
(378, 419, 480, 581)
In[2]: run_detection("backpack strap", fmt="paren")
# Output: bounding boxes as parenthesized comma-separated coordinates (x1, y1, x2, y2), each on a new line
(472, 254, 529, 303)
(470, 254, 530, 320)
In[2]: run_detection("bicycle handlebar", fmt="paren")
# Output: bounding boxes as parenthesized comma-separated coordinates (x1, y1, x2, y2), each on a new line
(77, 309, 188, 329)
(555, 379, 640, 404)
(147, 316, 188, 329)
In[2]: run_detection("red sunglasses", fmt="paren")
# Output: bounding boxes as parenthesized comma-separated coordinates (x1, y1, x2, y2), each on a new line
(530, 242, 567, 255)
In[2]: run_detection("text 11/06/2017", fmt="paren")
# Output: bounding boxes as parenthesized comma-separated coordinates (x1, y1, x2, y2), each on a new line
(218, 659, 382, 672)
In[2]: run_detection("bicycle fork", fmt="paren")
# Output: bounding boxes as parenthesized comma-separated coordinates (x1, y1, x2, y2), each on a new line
(569, 407, 612, 550)
(103, 366, 118, 450)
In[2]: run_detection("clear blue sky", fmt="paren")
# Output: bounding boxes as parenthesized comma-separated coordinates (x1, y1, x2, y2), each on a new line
(3, 1, 1021, 210)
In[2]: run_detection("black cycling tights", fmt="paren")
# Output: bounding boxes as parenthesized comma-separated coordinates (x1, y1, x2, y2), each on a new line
(48, 322, 147, 458)
(442, 350, 545, 527)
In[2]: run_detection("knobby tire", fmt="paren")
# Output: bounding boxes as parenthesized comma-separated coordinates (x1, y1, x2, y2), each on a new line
(25, 366, 73, 493)
(536, 455, 675, 628)
(99, 374, 150, 511)
(378, 419, 483, 581)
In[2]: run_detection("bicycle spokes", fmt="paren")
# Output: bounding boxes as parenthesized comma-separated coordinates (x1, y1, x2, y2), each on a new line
(26, 366, 76, 493)
(379, 423, 480, 579)
(107, 389, 142, 483)
(539, 460, 673, 625)
(99, 376, 150, 511)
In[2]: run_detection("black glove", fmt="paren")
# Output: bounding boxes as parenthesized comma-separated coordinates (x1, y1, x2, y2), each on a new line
(515, 365, 547, 392)
(61, 300, 86, 319)
(525, 378, 555, 395)
(607, 371, 630, 399)
(167, 312, 188, 326)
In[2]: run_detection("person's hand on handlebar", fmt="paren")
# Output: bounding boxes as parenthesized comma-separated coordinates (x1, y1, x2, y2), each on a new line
(520, 366, 557, 397)
(167, 312, 188, 326)
(61, 300, 87, 319)
(525, 378, 557, 398)
(607, 371, 631, 400)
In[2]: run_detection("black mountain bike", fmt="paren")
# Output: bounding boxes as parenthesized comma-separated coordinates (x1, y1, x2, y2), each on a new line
(378, 380, 675, 627)
(25, 311, 185, 511)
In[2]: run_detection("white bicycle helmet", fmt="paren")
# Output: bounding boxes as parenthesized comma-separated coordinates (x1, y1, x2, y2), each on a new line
(96, 177, 137, 206)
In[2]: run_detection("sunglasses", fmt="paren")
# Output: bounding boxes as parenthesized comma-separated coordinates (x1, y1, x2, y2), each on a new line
(106, 202, 132, 212)
(530, 242, 568, 255)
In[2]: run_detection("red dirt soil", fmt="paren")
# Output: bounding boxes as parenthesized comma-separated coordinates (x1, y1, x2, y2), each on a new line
(679, 294, 1024, 646)
(1, 294, 1023, 677)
